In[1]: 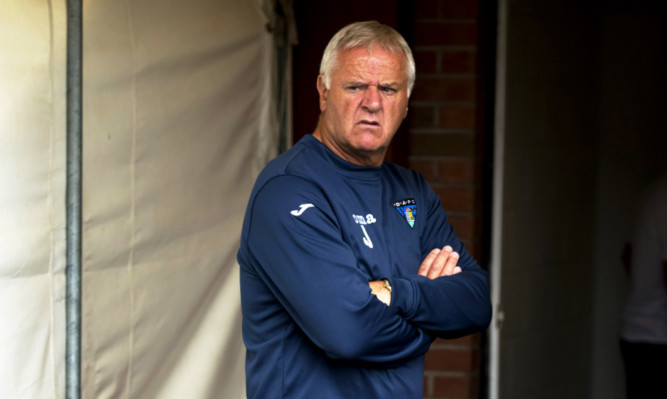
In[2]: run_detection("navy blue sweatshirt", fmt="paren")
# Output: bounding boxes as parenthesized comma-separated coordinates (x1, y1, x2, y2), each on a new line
(238, 135, 491, 398)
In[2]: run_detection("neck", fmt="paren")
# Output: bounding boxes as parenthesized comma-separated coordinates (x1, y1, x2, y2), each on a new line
(312, 125, 385, 167)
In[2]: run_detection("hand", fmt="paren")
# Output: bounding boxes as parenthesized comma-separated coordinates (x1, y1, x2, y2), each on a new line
(369, 280, 391, 306)
(418, 245, 462, 279)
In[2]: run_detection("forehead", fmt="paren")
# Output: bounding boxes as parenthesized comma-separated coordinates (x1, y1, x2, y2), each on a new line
(333, 47, 407, 83)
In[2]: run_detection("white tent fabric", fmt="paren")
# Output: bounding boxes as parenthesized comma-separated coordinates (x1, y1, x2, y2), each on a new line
(1, 0, 286, 397)
(0, 1, 68, 398)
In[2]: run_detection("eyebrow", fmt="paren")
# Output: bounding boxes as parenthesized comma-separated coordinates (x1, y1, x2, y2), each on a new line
(342, 81, 402, 88)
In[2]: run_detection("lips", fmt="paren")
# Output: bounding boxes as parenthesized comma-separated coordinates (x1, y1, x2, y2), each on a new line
(359, 120, 380, 126)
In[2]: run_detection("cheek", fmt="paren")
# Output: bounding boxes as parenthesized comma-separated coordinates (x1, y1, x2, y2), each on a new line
(337, 99, 357, 119)
(390, 104, 408, 122)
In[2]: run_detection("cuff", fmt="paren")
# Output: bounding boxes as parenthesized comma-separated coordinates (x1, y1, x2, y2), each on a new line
(388, 276, 418, 319)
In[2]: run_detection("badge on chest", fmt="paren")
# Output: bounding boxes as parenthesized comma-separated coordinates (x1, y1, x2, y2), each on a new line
(391, 198, 417, 228)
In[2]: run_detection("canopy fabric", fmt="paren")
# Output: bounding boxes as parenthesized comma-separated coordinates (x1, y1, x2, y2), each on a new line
(1, 0, 285, 397)
(0, 1, 68, 397)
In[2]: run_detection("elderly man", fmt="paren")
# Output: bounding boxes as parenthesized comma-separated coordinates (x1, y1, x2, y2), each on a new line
(238, 21, 492, 398)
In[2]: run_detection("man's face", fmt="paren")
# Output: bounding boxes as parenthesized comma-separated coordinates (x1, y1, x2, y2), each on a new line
(316, 46, 409, 167)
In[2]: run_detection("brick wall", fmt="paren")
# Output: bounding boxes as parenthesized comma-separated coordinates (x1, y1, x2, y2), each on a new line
(404, 1, 486, 398)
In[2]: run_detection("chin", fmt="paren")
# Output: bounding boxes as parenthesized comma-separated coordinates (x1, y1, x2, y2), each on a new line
(354, 142, 388, 158)
(353, 141, 382, 153)
(352, 133, 385, 148)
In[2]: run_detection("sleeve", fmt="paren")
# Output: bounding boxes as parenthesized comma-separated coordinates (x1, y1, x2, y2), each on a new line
(388, 180, 492, 338)
(245, 175, 434, 363)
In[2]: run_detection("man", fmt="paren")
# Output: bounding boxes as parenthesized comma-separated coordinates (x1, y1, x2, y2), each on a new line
(238, 21, 492, 398)
(620, 173, 667, 398)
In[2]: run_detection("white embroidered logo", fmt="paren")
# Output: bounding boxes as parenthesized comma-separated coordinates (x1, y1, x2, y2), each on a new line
(353, 214, 377, 248)
(291, 203, 314, 216)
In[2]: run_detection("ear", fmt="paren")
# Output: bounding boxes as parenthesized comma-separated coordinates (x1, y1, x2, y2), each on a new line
(316, 75, 328, 112)
(403, 106, 408, 119)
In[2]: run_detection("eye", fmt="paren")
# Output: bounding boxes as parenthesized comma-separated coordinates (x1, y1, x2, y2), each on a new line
(379, 86, 397, 95)
(346, 85, 363, 92)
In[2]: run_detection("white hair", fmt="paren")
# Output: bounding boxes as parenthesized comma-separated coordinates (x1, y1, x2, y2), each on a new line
(319, 21, 416, 97)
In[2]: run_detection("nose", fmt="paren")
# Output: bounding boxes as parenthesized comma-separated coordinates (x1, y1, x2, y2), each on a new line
(361, 86, 381, 112)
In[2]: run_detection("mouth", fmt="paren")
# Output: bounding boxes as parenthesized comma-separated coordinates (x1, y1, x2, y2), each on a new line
(358, 120, 380, 127)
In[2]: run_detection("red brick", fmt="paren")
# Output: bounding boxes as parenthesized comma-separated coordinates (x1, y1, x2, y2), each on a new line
(439, 104, 476, 130)
(434, 186, 476, 211)
(414, 21, 478, 46)
(442, 50, 477, 74)
(463, 240, 480, 261)
(409, 159, 437, 182)
(434, 334, 479, 346)
(441, 0, 479, 18)
(475, 159, 485, 183)
(446, 212, 476, 240)
(412, 77, 476, 102)
(406, 104, 436, 128)
(414, 50, 437, 74)
(438, 158, 474, 184)
(414, 0, 440, 19)
(424, 348, 478, 371)
(432, 375, 473, 398)
(410, 133, 475, 157)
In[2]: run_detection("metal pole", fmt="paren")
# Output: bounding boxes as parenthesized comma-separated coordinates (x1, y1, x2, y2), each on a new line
(66, 0, 83, 398)
(488, 0, 508, 398)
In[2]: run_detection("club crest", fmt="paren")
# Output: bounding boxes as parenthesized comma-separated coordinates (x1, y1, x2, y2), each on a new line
(391, 198, 417, 228)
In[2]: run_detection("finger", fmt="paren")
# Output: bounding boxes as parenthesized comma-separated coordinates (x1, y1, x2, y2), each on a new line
(418, 248, 440, 276)
(453, 266, 462, 274)
(441, 249, 460, 277)
(426, 246, 451, 279)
